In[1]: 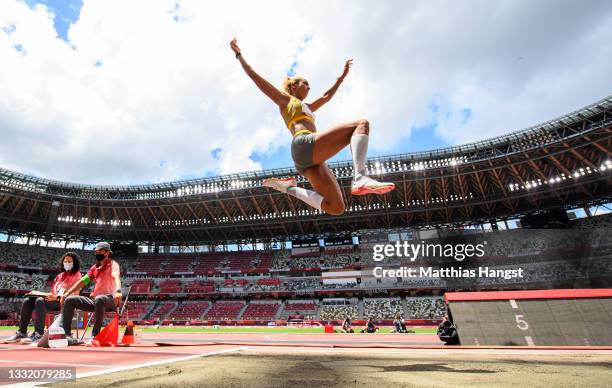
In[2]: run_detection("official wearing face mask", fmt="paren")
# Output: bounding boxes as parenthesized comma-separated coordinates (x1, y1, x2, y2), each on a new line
(3, 253, 82, 344)
(60, 242, 122, 346)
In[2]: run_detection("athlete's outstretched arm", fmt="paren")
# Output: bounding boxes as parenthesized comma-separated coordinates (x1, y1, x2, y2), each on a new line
(308, 59, 353, 112)
(230, 38, 289, 107)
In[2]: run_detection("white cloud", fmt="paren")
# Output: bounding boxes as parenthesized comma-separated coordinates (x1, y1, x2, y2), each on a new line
(0, 0, 611, 185)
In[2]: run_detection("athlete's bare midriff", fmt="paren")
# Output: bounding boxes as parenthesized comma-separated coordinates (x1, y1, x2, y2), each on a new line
(289, 120, 317, 136)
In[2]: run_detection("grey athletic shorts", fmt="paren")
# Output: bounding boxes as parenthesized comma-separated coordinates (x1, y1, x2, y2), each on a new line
(291, 133, 316, 175)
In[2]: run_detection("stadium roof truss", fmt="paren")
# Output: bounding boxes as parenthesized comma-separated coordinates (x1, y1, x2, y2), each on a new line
(1, 95, 611, 244)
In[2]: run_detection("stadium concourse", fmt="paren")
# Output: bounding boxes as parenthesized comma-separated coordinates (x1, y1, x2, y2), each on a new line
(0, 96, 611, 386)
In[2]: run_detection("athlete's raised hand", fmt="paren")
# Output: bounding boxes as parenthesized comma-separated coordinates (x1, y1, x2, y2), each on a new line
(339, 59, 353, 81)
(230, 38, 242, 56)
(230, 37, 288, 107)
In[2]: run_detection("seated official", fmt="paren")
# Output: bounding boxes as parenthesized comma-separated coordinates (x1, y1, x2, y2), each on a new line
(60, 242, 122, 346)
(4, 253, 81, 344)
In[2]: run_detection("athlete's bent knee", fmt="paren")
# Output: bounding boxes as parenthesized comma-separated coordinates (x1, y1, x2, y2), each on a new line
(356, 119, 369, 135)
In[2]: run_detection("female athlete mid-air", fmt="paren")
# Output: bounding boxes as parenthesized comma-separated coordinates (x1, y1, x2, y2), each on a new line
(230, 38, 395, 216)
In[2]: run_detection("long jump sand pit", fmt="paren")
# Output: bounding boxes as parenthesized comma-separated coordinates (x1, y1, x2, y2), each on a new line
(47, 346, 612, 388)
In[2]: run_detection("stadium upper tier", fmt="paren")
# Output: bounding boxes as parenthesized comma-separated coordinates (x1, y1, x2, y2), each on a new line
(0, 95, 611, 243)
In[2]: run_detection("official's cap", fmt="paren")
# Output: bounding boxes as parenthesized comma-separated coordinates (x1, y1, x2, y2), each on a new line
(95, 241, 111, 251)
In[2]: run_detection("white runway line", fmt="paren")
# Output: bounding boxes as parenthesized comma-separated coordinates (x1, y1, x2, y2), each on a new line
(76, 346, 249, 379)
(0, 346, 249, 388)
(264, 335, 280, 341)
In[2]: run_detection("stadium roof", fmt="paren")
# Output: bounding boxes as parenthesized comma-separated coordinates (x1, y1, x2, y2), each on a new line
(1, 95, 611, 244)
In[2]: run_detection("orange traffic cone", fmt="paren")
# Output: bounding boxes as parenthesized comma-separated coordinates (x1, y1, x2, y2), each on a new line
(93, 313, 119, 347)
(121, 320, 135, 345)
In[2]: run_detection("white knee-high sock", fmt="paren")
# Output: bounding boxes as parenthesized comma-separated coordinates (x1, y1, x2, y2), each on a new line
(350, 134, 369, 180)
(286, 187, 323, 210)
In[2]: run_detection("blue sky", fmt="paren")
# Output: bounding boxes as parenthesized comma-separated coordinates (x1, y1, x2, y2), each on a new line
(1, 1, 611, 185)
(25, 0, 82, 41)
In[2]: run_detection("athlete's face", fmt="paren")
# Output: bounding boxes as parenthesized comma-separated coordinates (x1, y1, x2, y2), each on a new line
(294, 79, 310, 99)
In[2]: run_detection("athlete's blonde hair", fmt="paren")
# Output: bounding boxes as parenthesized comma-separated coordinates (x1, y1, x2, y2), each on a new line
(282, 76, 306, 95)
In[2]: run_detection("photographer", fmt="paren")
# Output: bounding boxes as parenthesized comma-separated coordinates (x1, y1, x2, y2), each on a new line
(391, 313, 408, 333)
(437, 314, 459, 345)
(337, 317, 354, 333)
(360, 317, 379, 333)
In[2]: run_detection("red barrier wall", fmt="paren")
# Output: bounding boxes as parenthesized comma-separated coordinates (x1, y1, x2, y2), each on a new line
(444, 288, 612, 303)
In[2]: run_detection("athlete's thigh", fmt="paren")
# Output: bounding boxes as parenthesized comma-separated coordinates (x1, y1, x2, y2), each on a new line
(311, 120, 360, 165)
(303, 164, 343, 204)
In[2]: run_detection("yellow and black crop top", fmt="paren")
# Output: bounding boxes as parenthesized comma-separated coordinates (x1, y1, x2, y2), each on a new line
(281, 96, 315, 129)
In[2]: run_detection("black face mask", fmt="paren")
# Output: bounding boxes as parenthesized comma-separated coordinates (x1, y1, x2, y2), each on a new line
(95, 253, 106, 261)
